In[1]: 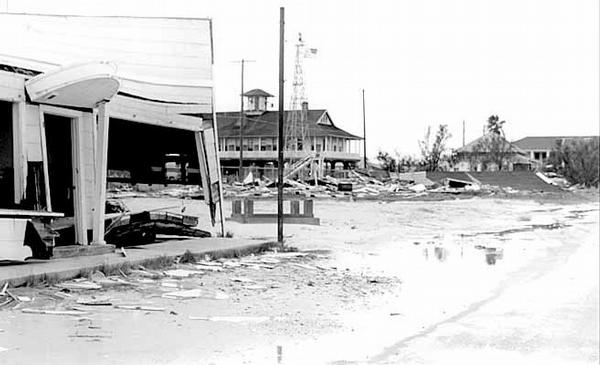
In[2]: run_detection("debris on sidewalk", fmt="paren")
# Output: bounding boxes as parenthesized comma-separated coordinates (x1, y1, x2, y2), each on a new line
(194, 264, 224, 272)
(162, 289, 228, 300)
(57, 282, 102, 290)
(188, 315, 272, 323)
(164, 269, 200, 278)
(22, 308, 89, 316)
(114, 305, 165, 312)
(129, 269, 163, 279)
(76, 296, 112, 306)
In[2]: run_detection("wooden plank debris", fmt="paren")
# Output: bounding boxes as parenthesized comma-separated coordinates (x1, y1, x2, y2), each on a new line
(114, 305, 165, 312)
(22, 308, 89, 316)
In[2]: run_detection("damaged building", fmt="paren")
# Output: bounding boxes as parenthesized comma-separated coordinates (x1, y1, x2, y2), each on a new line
(215, 89, 363, 180)
(0, 13, 223, 259)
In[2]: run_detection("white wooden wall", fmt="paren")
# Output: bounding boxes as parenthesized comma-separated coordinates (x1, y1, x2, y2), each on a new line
(0, 14, 213, 110)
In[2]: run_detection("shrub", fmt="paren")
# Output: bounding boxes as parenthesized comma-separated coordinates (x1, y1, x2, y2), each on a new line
(551, 137, 599, 187)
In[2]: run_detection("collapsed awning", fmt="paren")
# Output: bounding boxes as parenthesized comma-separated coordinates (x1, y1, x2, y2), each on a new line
(25, 61, 120, 108)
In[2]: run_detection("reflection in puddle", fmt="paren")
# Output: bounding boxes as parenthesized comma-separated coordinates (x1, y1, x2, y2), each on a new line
(484, 247, 504, 265)
(434, 246, 448, 262)
(422, 245, 504, 265)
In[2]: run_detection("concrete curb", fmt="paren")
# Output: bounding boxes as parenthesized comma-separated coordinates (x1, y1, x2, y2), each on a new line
(0, 238, 276, 287)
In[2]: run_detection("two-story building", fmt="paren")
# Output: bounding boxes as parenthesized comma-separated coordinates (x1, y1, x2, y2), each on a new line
(513, 136, 599, 169)
(216, 89, 362, 179)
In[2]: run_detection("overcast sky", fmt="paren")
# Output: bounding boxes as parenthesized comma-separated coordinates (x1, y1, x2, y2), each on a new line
(4, 0, 599, 157)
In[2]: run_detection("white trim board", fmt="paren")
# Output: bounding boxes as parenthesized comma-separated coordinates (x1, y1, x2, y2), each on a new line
(108, 95, 204, 131)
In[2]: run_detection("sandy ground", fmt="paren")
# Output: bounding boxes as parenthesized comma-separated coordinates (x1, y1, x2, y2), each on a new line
(0, 194, 598, 365)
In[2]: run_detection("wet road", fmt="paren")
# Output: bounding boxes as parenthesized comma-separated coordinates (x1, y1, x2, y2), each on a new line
(0, 197, 598, 364)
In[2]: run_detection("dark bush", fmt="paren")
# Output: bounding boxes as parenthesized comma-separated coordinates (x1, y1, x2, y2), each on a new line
(550, 137, 599, 187)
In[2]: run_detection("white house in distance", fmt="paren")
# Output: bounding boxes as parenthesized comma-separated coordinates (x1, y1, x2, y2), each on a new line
(453, 133, 534, 171)
(0, 13, 223, 251)
(513, 136, 600, 168)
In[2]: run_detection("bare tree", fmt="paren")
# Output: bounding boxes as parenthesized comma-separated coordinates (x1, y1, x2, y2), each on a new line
(419, 124, 451, 172)
(376, 150, 397, 172)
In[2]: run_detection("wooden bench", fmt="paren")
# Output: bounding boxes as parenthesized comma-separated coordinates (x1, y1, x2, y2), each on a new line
(228, 199, 320, 225)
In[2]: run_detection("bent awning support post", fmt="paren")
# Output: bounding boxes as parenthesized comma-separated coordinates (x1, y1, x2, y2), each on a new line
(195, 130, 224, 236)
(92, 102, 110, 244)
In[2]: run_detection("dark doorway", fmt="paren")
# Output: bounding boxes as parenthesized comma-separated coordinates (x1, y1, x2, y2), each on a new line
(0, 101, 14, 208)
(44, 114, 74, 216)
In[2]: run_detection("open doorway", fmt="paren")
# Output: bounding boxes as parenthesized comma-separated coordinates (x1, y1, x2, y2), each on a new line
(44, 114, 74, 216)
(108, 118, 200, 185)
(0, 101, 14, 208)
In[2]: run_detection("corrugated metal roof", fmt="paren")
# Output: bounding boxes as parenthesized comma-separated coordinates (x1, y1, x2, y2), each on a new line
(0, 13, 213, 111)
(216, 110, 362, 139)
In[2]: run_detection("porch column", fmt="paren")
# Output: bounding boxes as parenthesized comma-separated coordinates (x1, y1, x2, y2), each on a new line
(92, 103, 109, 245)
(12, 102, 27, 204)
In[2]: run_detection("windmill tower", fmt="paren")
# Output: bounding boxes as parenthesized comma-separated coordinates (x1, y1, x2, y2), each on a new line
(285, 33, 310, 160)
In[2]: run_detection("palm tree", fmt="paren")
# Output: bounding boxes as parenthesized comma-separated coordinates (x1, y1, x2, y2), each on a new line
(486, 115, 506, 136)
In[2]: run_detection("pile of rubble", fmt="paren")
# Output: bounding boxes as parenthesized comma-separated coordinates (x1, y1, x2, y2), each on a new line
(222, 171, 495, 200)
(107, 183, 203, 200)
(106, 170, 567, 201)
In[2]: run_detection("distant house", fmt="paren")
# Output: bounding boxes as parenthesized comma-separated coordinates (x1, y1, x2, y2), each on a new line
(454, 133, 533, 172)
(513, 136, 599, 168)
(216, 89, 363, 178)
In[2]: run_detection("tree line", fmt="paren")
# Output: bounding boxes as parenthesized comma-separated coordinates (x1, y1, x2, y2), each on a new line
(375, 115, 599, 187)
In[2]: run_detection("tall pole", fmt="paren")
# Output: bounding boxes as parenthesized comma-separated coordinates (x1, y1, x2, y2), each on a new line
(362, 89, 367, 170)
(238, 59, 245, 180)
(277, 7, 285, 244)
(462, 120, 466, 147)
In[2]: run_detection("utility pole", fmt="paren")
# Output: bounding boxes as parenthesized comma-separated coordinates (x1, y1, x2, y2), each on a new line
(362, 89, 367, 170)
(462, 120, 466, 147)
(239, 59, 245, 180)
(277, 7, 285, 245)
(231, 59, 255, 181)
